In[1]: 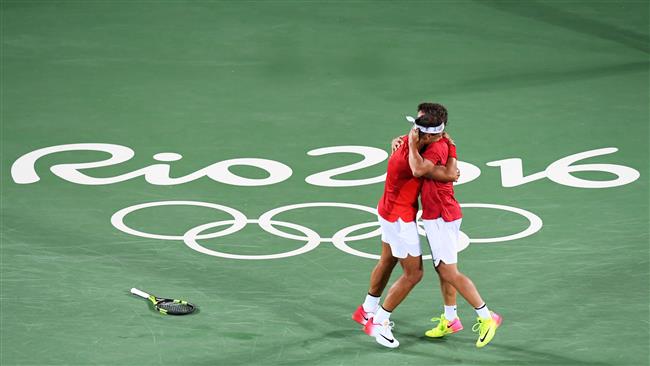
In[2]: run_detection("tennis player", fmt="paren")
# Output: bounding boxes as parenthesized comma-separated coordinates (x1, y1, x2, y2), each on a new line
(406, 103, 502, 348)
(352, 109, 459, 349)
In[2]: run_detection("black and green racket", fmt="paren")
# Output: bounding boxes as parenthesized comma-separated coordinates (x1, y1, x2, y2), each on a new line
(130, 288, 196, 315)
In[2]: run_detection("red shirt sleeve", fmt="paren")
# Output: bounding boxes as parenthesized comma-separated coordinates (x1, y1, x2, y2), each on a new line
(440, 137, 457, 158)
(448, 144, 457, 159)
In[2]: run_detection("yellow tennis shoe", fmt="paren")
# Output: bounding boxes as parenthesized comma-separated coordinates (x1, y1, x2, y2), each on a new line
(425, 315, 464, 338)
(472, 311, 502, 348)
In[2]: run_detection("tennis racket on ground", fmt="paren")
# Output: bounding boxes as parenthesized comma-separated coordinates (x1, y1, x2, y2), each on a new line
(130, 288, 196, 315)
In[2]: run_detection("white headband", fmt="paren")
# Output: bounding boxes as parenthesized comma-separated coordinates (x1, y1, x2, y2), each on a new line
(406, 116, 445, 134)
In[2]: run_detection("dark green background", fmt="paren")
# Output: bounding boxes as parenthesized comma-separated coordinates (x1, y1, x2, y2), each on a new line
(2, 1, 648, 365)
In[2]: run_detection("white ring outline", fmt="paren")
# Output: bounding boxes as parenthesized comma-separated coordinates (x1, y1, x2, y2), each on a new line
(461, 203, 543, 243)
(258, 202, 381, 242)
(111, 201, 247, 240)
(110, 201, 543, 260)
(183, 219, 320, 260)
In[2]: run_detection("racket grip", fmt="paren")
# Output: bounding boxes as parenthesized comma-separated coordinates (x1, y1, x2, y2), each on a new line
(130, 288, 151, 299)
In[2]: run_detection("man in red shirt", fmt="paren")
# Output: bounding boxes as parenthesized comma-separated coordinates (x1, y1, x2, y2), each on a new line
(407, 103, 502, 348)
(352, 107, 459, 349)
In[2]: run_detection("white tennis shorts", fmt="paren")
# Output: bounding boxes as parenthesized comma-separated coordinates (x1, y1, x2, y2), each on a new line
(378, 215, 421, 258)
(422, 217, 462, 267)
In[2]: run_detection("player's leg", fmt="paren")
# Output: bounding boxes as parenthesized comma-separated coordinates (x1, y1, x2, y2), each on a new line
(436, 262, 501, 347)
(364, 254, 423, 348)
(425, 275, 463, 338)
(381, 254, 424, 311)
(353, 242, 398, 325)
(440, 276, 457, 308)
(362, 218, 422, 348)
(423, 221, 462, 338)
(440, 275, 458, 323)
(436, 262, 483, 307)
(353, 216, 405, 326)
(368, 242, 399, 296)
(428, 218, 502, 347)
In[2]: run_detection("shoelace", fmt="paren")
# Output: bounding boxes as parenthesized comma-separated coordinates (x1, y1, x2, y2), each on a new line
(430, 316, 445, 330)
(471, 318, 485, 333)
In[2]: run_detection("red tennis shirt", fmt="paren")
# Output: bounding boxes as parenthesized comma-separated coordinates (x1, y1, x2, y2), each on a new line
(421, 138, 462, 222)
(377, 136, 422, 222)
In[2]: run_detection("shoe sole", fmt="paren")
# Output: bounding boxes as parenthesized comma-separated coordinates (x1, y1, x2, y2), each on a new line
(375, 335, 399, 349)
(424, 326, 463, 338)
(425, 326, 463, 338)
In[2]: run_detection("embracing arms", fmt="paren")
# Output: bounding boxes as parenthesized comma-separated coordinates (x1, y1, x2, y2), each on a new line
(406, 129, 459, 182)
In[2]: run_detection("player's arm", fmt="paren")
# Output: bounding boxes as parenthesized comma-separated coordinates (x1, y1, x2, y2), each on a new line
(427, 138, 459, 181)
(407, 129, 459, 182)
(429, 155, 458, 182)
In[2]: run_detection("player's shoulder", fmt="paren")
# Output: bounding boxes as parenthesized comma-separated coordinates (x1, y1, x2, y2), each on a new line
(422, 139, 447, 158)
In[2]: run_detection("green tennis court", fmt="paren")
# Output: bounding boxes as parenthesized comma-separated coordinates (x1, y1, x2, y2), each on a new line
(2, 1, 648, 365)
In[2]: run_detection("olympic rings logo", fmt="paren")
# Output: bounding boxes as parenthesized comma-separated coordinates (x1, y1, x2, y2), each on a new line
(110, 201, 543, 260)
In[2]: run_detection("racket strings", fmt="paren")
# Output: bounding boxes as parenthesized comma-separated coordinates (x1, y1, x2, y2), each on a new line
(157, 300, 195, 315)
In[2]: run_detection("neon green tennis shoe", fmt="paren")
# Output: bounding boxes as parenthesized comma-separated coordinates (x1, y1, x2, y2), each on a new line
(472, 311, 502, 348)
(425, 314, 464, 338)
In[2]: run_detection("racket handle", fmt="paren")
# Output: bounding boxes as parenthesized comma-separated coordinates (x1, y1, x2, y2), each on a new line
(130, 288, 151, 299)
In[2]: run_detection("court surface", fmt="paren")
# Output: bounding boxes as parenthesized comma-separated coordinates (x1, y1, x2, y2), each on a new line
(1, 1, 648, 365)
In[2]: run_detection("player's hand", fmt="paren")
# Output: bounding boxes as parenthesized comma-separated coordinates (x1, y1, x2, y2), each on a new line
(408, 128, 420, 146)
(453, 169, 461, 182)
(391, 136, 404, 153)
(442, 132, 455, 146)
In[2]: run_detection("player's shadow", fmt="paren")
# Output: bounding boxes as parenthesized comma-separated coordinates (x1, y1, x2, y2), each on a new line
(396, 333, 612, 366)
(281, 329, 613, 366)
(292, 309, 613, 366)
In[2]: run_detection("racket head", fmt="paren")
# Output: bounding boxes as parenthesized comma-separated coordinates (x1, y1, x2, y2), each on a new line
(153, 298, 196, 315)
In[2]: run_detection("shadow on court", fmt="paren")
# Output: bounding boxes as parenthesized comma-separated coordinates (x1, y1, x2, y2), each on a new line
(446, 61, 649, 94)
(477, 0, 650, 54)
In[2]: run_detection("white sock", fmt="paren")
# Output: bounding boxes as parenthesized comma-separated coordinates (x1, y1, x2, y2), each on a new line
(475, 303, 490, 319)
(444, 305, 457, 321)
(374, 306, 391, 324)
(362, 294, 380, 313)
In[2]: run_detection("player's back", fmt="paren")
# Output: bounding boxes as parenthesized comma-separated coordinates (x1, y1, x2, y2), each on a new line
(377, 136, 422, 223)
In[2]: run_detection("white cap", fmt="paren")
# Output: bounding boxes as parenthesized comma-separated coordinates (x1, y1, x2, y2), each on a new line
(406, 116, 445, 134)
